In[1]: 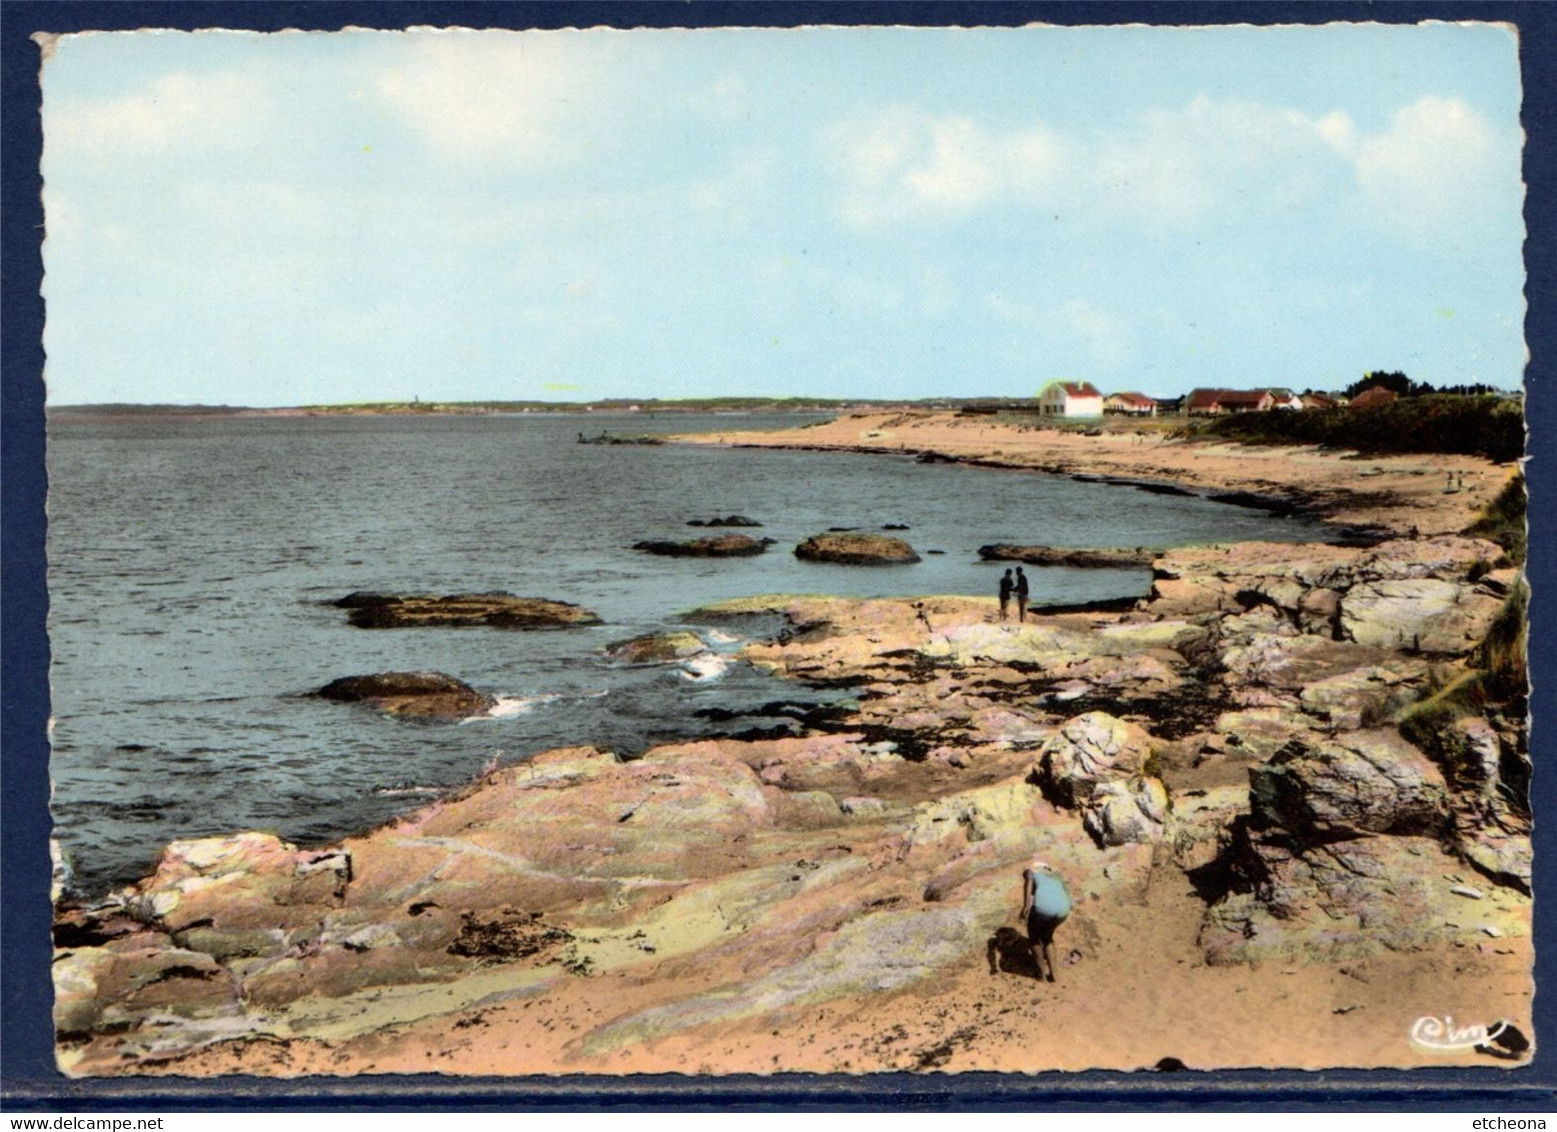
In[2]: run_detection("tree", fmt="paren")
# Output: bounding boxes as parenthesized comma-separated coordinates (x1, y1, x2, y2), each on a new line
(1346, 371, 1443, 399)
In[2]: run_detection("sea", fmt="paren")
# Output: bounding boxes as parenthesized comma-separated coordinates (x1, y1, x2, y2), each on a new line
(46, 411, 1330, 896)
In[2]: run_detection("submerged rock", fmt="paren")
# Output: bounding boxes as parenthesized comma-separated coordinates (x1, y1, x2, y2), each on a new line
(794, 533, 920, 565)
(606, 631, 707, 664)
(338, 592, 602, 630)
(319, 671, 496, 719)
(632, 534, 772, 557)
(686, 515, 762, 528)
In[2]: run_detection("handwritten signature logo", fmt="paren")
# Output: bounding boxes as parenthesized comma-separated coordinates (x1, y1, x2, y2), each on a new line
(1410, 1015, 1496, 1053)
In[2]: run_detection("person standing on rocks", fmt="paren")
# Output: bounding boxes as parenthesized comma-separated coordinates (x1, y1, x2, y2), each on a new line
(1020, 860, 1071, 983)
(998, 569, 1014, 621)
(1015, 566, 1030, 622)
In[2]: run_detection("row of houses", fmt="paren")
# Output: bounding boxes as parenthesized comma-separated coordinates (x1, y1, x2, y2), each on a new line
(1036, 381, 1396, 419)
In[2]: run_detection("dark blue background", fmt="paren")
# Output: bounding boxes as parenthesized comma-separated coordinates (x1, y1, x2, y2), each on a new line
(5, 0, 1554, 1111)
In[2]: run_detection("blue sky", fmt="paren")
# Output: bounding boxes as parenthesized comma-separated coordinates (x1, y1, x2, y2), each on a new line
(39, 22, 1525, 406)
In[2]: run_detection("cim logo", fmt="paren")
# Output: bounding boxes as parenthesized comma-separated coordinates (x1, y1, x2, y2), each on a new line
(1409, 1015, 1501, 1053)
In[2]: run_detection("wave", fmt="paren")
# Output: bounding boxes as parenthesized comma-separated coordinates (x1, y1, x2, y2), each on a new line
(678, 654, 732, 682)
(485, 693, 564, 719)
(482, 687, 610, 719)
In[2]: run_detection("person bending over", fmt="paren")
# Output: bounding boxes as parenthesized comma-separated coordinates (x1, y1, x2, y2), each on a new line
(1020, 860, 1071, 983)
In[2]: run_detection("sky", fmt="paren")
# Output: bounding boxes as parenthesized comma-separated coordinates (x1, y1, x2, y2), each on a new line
(38, 21, 1527, 406)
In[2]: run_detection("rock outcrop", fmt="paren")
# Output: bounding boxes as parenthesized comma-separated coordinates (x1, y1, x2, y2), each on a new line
(794, 534, 920, 565)
(1082, 777, 1173, 847)
(318, 672, 496, 719)
(57, 531, 1530, 1074)
(1248, 733, 1450, 840)
(1197, 728, 1522, 964)
(1036, 712, 1173, 846)
(1036, 712, 1154, 807)
(1148, 537, 1507, 658)
(336, 592, 602, 630)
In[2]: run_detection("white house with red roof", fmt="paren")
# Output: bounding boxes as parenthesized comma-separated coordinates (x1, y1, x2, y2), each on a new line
(1037, 380, 1104, 417)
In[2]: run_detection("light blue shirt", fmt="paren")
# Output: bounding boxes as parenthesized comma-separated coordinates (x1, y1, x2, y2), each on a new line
(1030, 872, 1072, 919)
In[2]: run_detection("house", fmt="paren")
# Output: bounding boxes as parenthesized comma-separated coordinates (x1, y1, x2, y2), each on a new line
(1184, 388, 1277, 415)
(1266, 389, 1304, 410)
(1185, 388, 1228, 415)
(1302, 392, 1340, 410)
(1217, 389, 1276, 413)
(1104, 391, 1159, 416)
(1349, 385, 1399, 411)
(1037, 381, 1104, 418)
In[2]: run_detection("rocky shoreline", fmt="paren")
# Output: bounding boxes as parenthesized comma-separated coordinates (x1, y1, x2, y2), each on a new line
(51, 422, 1530, 1076)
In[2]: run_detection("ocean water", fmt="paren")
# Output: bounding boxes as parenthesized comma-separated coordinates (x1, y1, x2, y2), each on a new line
(46, 411, 1328, 895)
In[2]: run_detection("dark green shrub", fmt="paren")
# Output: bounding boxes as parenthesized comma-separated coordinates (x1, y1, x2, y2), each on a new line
(1203, 395, 1523, 463)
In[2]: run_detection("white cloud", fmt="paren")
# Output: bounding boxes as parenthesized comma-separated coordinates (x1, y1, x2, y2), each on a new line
(828, 93, 1516, 244)
(918, 267, 956, 316)
(1353, 95, 1512, 235)
(1094, 96, 1353, 223)
(177, 180, 328, 232)
(830, 107, 1064, 225)
(45, 69, 268, 159)
(368, 30, 621, 168)
(1060, 299, 1132, 369)
(983, 292, 1132, 372)
(689, 150, 776, 227)
(695, 72, 749, 122)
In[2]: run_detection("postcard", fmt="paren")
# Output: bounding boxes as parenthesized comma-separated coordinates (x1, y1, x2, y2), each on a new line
(37, 19, 1532, 1080)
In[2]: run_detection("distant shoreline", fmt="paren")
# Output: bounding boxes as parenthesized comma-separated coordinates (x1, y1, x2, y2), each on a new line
(676, 409, 1518, 540)
(46, 400, 940, 418)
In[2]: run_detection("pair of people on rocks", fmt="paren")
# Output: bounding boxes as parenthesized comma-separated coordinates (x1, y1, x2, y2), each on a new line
(998, 566, 1030, 622)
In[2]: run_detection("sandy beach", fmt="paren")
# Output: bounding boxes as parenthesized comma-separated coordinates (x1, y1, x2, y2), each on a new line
(678, 410, 1516, 538)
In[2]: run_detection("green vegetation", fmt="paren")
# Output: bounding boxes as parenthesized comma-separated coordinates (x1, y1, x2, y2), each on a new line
(1142, 747, 1163, 781)
(1199, 394, 1523, 463)
(1343, 371, 1503, 399)
(1397, 669, 1489, 765)
(1466, 471, 1527, 565)
(1397, 579, 1526, 770)
(1474, 577, 1529, 703)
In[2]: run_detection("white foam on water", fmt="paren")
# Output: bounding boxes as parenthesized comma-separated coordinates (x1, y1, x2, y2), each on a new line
(484, 693, 564, 719)
(478, 688, 608, 721)
(373, 785, 443, 797)
(704, 629, 742, 646)
(678, 653, 732, 682)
